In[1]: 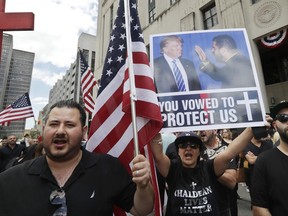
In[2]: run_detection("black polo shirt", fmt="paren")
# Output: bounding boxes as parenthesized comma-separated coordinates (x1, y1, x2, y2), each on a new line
(0, 149, 136, 216)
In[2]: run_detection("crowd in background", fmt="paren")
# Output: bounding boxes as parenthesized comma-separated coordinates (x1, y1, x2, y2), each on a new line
(0, 133, 44, 173)
(0, 101, 285, 216)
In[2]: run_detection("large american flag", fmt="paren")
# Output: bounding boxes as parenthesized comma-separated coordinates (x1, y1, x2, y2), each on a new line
(0, 92, 34, 125)
(86, 0, 163, 215)
(79, 50, 97, 114)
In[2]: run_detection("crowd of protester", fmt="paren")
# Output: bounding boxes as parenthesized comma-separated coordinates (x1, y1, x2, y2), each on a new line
(0, 100, 287, 216)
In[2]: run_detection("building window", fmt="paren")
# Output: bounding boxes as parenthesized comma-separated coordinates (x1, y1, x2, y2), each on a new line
(260, 43, 288, 85)
(110, 4, 114, 35)
(202, 3, 218, 30)
(148, 0, 156, 23)
(82, 49, 89, 62)
(91, 51, 96, 72)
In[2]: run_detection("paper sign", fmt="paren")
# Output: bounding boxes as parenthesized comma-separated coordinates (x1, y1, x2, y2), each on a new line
(150, 29, 266, 132)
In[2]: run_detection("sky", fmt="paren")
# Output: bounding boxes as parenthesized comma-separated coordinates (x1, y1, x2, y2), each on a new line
(5, 0, 99, 128)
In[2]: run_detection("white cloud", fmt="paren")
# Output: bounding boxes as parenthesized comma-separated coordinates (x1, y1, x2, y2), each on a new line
(4, 0, 99, 128)
(6, 0, 98, 68)
(31, 96, 49, 106)
(32, 67, 66, 87)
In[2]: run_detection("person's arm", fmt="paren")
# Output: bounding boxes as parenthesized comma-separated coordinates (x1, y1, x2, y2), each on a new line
(150, 133, 171, 178)
(252, 206, 272, 216)
(214, 127, 254, 176)
(194, 45, 214, 72)
(195, 45, 207, 62)
(217, 168, 237, 189)
(129, 154, 154, 216)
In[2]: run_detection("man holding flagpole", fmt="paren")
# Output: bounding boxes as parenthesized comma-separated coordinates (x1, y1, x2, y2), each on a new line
(0, 100, 154, 215)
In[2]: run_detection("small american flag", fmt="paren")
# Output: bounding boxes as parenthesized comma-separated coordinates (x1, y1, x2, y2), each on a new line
(86, 0, 163, 215)
(79, 50, 97, 114)
(0, 93, 34, 125)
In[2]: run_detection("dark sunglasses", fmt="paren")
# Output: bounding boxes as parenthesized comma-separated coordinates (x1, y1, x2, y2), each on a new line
(178, 142, 199, 149)
(50, 188, 67, 216)
(275, 114, 288, 123)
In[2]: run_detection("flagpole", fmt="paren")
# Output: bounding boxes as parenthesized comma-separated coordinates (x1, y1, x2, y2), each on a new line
(76, 48, 81, 103)
(124, 0, 139, 155)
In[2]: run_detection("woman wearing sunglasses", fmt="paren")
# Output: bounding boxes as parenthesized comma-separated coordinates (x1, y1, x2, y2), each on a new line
(150, 125, 269, 216)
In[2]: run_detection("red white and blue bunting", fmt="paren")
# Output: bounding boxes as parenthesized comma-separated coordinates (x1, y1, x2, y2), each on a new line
(260, 28, 287, 48)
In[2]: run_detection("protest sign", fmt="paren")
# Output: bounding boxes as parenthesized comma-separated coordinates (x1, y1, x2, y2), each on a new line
(150, 29, 266, 132)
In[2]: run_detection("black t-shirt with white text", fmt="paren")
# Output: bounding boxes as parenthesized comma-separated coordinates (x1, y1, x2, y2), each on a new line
(165, 158, 219, 216)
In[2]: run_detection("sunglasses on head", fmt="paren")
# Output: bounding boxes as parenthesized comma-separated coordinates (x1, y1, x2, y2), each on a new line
(275, 114, 288, 123)
(50, 188, 67, 216)
(178, 142, 199, 149)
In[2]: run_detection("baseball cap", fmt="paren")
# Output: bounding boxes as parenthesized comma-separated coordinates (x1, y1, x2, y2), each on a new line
(175, 132, 203, 148)
(271, 101, 288, 118)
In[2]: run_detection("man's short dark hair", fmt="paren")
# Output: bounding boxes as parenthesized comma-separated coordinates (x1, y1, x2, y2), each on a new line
(46, 100, 86, 127)
(213, 34, 237, 50)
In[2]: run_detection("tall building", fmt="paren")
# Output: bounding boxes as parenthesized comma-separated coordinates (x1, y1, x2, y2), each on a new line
(95, 0, 288, 111)
(48, 62, 77, 106)
(0, 33, 35, 138)
(0, 34, 13, 110)
(44, 32, 97, 126)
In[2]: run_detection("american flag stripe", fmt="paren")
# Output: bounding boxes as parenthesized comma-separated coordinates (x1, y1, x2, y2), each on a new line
(100, 118, 149, 159)
(88, 63, 157, 130)
(90, 71, 125, 116)
(88, 87, 124, 136)
(84, 93, 96, 113)
(82, 73, 95, 95)
(87, 67, 159, 156)
(0, 106, 33, 115)
(0, 93, 34, 125)
(86, 0, 163, 215)
(0, 109, 34, 121)
(79, 50, 97, 114)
